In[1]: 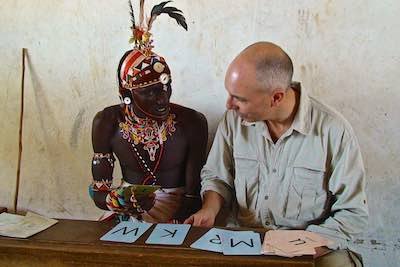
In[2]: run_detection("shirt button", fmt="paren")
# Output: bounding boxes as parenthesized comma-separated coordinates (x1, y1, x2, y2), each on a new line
(264, 195, 269, 200)
(272, 169, 277, 173)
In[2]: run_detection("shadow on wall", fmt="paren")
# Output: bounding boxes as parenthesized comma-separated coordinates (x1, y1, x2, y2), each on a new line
(21, 52, 74, 216)
(26, 52, 60, 145)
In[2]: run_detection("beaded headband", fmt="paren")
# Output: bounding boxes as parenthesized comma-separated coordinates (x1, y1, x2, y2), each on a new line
(119, 0, 187, 91)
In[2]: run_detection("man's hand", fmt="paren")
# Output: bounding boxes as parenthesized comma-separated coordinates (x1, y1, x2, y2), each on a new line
(184, 191, 224, 227)
(173, 196, 202, 223)
(183, 207, 217, 227)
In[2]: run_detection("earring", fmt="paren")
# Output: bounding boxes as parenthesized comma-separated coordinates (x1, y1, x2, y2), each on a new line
(123, 97, 132, 105)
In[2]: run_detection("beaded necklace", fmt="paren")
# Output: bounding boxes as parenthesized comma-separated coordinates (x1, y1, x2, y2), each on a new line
(119, 111, 176, 185)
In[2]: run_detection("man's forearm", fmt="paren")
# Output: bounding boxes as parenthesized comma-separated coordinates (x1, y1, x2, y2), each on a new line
(174, 196, 201, 222)
(202, 190, 224, 216)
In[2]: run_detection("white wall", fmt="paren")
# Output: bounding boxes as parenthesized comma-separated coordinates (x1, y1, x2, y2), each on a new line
(0, 1, 399, 265)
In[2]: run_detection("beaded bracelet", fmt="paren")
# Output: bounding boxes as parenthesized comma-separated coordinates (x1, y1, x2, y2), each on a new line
(91, 179, 113, 192)
(92, 153, 115, 167)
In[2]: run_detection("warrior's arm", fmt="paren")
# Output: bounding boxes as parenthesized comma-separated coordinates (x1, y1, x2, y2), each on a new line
(174, 111, 208, 221)
(89, 108, 118, 211)
(90, 106, 149, 215)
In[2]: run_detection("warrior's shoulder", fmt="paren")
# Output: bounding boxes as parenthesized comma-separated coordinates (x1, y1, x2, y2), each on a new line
(93, 105, 123, 125)
(170, 103, 207, 125)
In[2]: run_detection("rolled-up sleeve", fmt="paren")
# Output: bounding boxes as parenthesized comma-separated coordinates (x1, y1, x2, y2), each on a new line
(307, 132, 369, 249)
(200, 112, 235, 205)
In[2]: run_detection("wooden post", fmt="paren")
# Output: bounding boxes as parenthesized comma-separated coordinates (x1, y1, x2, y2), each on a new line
(13, 48, 27, 214)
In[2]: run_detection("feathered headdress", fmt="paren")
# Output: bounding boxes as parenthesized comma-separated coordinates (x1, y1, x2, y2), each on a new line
(118, 0, 188, 93)
(128, 0, 187, 55)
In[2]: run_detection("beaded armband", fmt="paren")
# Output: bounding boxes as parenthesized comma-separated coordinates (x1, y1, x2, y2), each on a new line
(92, 153, 115, 167)
(91, 179, 113, 192)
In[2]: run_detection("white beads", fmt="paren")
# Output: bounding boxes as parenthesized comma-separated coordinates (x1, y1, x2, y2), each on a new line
(130, 143, 157, 184)
(159, 73, 169, 84)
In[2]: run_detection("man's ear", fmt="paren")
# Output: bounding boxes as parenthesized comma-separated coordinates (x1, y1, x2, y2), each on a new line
(270, 89, 285, 107)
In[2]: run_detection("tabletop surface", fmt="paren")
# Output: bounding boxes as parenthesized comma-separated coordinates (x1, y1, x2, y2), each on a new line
(0, 218, 315, 267)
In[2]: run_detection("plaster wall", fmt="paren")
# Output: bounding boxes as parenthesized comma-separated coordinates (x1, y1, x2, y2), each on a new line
(0, 1, 399, 265)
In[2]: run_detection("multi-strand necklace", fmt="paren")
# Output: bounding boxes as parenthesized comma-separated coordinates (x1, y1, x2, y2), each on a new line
(119, 111, 176, 185)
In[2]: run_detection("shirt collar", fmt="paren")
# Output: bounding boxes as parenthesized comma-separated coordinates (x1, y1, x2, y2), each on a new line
(290, 82, 312, 135)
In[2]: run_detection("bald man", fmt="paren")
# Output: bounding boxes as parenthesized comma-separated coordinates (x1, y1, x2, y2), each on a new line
(185, 42, 367, 266)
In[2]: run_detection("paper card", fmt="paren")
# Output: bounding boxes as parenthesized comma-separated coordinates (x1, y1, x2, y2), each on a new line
(190, 228, 224, 252)
(0, 213, 23, 227)
(262, 231, 297, 257)
(267, 230, 330, 254)
(0, 212, 58, 238)
(100, 221, 152, 243)
(262, 231, 293, 256)
(262, 230, 332, 256)
(303, 231, 334, 247)
(190, 228, 245, 253)
(262, 232, 278, 255)
(221, 230, 262, 255)
(145, 223, 191, 245)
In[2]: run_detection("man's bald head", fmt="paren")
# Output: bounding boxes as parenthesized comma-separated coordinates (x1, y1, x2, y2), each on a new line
(227, 42, 293, 93)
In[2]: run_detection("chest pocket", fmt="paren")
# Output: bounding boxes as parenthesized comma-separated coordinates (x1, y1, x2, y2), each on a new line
(284, 163, 327, 222)
(233, 153, 260, 225)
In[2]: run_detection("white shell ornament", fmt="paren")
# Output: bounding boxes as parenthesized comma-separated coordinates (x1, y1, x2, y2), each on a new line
(159, 73, 170, 85)
(123, 97, 132, 105)
(153, 62, 165, 73)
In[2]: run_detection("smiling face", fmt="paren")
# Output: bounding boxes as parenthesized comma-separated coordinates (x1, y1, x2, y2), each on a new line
(131, 82, 172, 120)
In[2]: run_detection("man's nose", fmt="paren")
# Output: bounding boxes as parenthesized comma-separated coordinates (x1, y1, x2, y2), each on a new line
(226, 96, 236, 110)
(156, 91, 168, 105)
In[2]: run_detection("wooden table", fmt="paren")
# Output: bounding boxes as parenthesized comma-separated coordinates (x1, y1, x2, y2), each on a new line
(0, 219, 314, 267)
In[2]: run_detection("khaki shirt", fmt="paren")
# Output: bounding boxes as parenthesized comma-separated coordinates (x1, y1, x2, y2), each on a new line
(201, 86, 368, 249)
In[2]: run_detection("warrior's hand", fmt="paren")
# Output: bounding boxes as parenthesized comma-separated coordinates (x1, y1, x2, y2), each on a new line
(135, 193, 156, 211)
(123, 185, 157, 214)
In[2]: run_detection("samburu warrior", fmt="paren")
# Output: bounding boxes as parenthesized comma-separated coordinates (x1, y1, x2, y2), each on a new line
(89, 0, 208, 223)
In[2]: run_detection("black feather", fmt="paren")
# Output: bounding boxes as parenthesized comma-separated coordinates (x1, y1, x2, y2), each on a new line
(161, 7, 183, 14)
(128, 0, 135, 29)
(150, 1, 188, 31)
(151, 1, 173, 17)
(167, 12, 188, 30)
